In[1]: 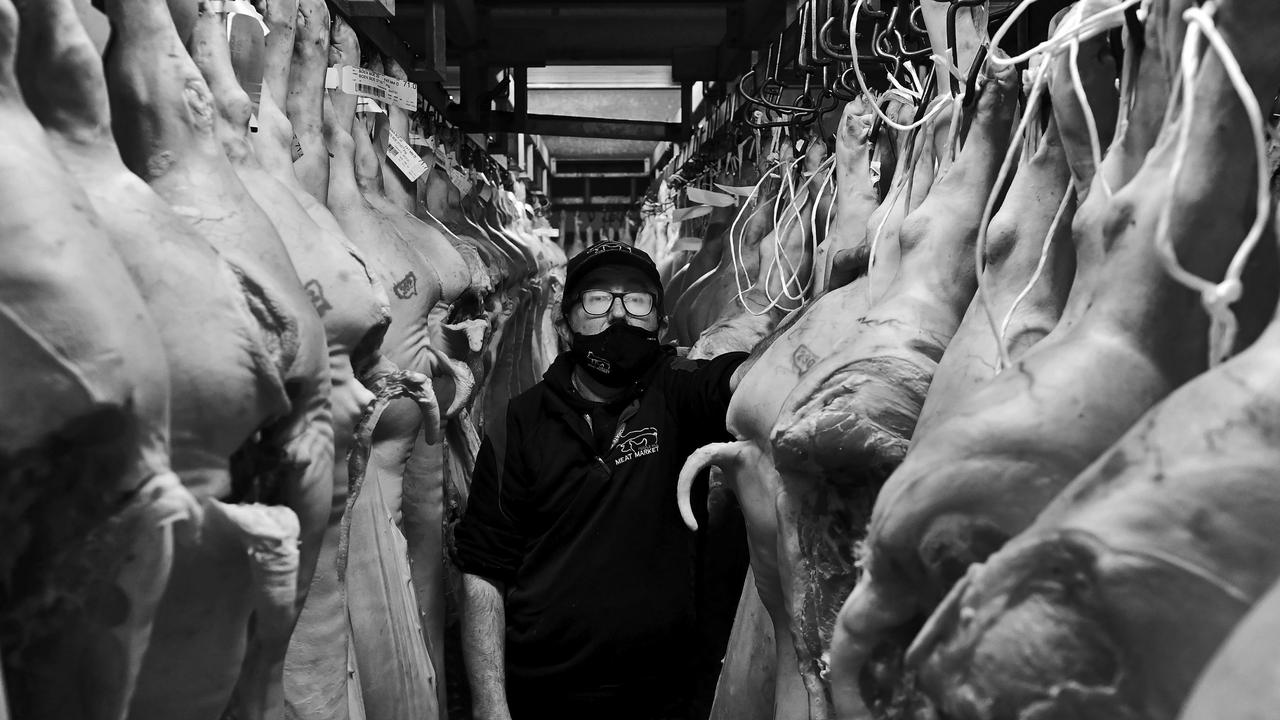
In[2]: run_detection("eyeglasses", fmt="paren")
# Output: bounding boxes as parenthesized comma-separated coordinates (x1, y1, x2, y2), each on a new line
(577, 290, 656, 317)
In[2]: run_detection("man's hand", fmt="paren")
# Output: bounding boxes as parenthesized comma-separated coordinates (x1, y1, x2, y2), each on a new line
(462, 573, 513, 720)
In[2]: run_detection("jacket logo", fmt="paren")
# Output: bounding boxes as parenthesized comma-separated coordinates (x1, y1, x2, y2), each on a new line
(614, 426, 659, 465)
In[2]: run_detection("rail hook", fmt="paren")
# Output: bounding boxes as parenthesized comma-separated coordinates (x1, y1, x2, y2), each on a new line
(807, 0, 838, 67)
(819, 0, 853, 60)
(941, 0, 988, 96)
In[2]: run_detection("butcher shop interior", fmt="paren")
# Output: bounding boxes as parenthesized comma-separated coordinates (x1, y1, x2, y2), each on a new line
(5, 0, 1280, 718)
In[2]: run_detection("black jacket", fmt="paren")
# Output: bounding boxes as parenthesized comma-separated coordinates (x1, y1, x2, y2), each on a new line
(452, 348, 747, 701)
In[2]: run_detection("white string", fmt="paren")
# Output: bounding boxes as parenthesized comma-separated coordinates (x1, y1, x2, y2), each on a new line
(737, 156, 834, 315)
(767, 158, 830, 306)
(809, 156, 839, 288)
(728, 161, 786, 305)
(996, 180, 1075, 371)
(988, 0, 1143, 68)
(1152, 1, 1270, 366)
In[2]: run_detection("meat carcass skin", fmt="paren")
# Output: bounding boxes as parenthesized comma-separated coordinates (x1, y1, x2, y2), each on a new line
(833, 3, 1280, 716)
(681, 96, 928, 720)
(0, 3, 185, 718)
(910, 116, 1078, 442)
(903, 3, 1280, 716)
(103, 0, 331, 717)
(1177, 577, 1280, 720)
(323, 18, 441, 720)
(286, 0, 329, 204)
(762, 59, 1019, 720)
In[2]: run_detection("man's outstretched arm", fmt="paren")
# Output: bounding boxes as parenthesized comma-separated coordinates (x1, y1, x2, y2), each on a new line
(462, 573, 511, 720)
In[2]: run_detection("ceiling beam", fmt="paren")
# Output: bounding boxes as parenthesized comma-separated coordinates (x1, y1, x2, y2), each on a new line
(481, 16, 725, 64)
(454, 111, 682, 142)
(421, 0, 447, 81)
(445, 0, 479, 47)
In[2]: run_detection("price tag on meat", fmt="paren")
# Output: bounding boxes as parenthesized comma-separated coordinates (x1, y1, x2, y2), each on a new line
(386, 130, 430, 181)
(325, 65, 418, 111)
(448, 164, 474, 194)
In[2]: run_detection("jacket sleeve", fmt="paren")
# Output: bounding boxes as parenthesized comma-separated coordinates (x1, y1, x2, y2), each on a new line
(664, 351, 749, 446)
(451, 405, 527, 585)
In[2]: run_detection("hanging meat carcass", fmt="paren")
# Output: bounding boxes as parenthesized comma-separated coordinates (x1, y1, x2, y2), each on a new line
(286, 0, 330, 204)
(1177, 577, 1280, 720)
(0, 2, 190, 718)
(898, 0, 1280, 716)
(680, 94, 907, 720)
(662, 170, 740, 340)
(322, 15, 444, 720)
(100, 0, 333, 716)
(832, 1, 1280, 716)
(744, 54, 1014, 720)
(689, 139, 832, 360)
(671, 140, 782, 346)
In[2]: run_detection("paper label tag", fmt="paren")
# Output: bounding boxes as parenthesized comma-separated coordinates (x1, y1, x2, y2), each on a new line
(479, 181, 494, 202)
(686, 187, 736, 207)
(534, 227, 560, 238)
(356, 97, 386, 115)
(386, 130, 430, 181)
(325, 65, 417, 111)
(675, 236, 704, 251)
(291, 133, 304, 162)
(671, 205, 714, 222)
(448, 166, 474, 194)
(714, 182, 758, 197)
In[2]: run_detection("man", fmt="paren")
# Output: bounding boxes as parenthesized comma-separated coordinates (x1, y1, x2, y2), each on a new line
(452, 241, 748, 720)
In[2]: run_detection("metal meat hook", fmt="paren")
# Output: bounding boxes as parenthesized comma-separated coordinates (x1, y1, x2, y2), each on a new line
(940, 0, 988, 95)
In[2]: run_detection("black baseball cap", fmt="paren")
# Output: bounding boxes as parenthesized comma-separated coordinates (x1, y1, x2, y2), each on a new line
(563, 242, 664, 304)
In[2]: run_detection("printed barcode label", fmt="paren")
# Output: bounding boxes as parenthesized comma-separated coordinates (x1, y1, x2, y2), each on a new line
(326, 65, 418, 111)
(387, 130, 430, 182)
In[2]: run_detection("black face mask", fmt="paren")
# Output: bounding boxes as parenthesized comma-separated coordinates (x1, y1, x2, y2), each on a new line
(571, 323, 662, 388)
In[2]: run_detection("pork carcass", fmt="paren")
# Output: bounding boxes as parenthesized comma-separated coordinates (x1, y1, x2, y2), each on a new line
(818, 95, 917, 295)
(746, 57, 1016, 720)
(0, 2, 188, 717)
(671, 148, 781, 347)
(1177, 577, 1280, 720)
(323, 17, 444, 720)
(833, 2, 1280, 716)
(662, 174, 739, 339)
(900, 1, 1280, 715)
(680, 95, 907, 720)
(910, 115, 1079, 440)
(188, 3, 399, 718)
(285, 0, 328, 203)
(102, 0, 332, 717)
(689, 140, 833, 360)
